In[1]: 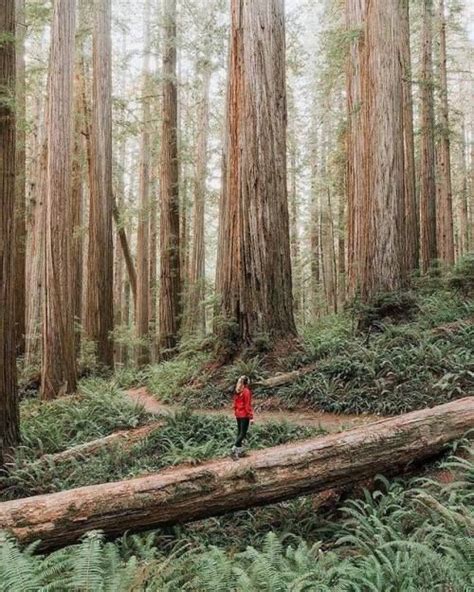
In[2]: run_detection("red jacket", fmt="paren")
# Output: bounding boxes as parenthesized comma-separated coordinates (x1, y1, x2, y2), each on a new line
(234, 387, 253, 419)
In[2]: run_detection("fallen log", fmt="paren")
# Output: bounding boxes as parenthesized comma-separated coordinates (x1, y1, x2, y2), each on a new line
(0, 397, 472, 550)
(256, 365, 317, 389)
(39, 422, 164, 464)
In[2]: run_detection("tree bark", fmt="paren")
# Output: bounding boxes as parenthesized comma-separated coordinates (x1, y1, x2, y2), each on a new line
(0, 397, 472, 550)
(435, 0, 454, 266)
(40, 0, 77, 400)
(112, 200, 137, 304)
(14, 0, 26, 355)
(85, 0, 114, 369)
(159, 0, 181, 355)
(346, 0, 406, 301)
(136, 0, 152, 366)
(215, 0, 296, 348)
(420, 0, 438, 273)
(401, 0, 419, 273)
(459, 118, 469, 257)
(0, 0, 19, 461)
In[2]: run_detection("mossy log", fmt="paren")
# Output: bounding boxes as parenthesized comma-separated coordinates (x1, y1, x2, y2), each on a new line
(0, 397, 472, 550)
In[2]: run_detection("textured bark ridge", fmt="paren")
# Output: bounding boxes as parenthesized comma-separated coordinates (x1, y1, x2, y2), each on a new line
(85, 0, 114, 369)
(215, 0, 296, 346)
(419, 0, 437, 272)
(0, 397, 472, 550)
(0, 0, 20, 459)
(346, 0, 406, 300)
(159, 0, 181, 355)
(41, 0, 77, 400)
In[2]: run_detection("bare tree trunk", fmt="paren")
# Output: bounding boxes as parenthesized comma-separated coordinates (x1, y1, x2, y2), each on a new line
(216, 0, 296, 349)
(401, 0, 419, 273)
(85, 0, 114, 369)
(41, 0, 77, 400)
(459, 118, 469, 257)
(136, 0, 152, 366)
(14, 0, 26, 355)
(25, 138, 47, 370)
(72, 65, 85, 353)
(346, 0, 405, 301)
(309, 127, 320, 319)
(187, 61, 211, 335)
(420, 0, 437, 273)
(159, 0, 181, 355)
(2, 397, 472, 550)
(435, 0, 454, 266)
(0, 0, 19, 460)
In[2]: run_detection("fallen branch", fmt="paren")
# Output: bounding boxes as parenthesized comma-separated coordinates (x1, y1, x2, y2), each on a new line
(39, 422, 164, 464)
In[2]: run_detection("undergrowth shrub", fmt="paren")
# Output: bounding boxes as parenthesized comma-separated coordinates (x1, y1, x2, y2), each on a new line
(17, 377, 151, 457)
(143, 352, 210, 401)
(448, 253, 474, 296)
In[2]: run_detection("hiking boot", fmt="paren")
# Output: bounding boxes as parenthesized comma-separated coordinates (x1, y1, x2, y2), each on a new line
(230, 446, 243, 461)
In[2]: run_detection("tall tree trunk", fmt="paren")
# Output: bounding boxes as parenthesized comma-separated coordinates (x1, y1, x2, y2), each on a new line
(14, 0, 26, 355)
(419, 0, 437, 273)
(0, 0, 19, 461)
(136, 0, 152, 366)
(41, 0, 77, 400)
(435, 0, 454, 266)
(216, 0, 296, 349)
(159, 0, 180, 356)
(401, 0, 419, 273)
(25, 137, 47, 370)
(86, 0, 114, 369)
(346, 0, 405, 301)
(187, 61, 211, 336)
(459, 118, 469, 257)
(72, 65, 85, 353)
(309, 126, 320, 319)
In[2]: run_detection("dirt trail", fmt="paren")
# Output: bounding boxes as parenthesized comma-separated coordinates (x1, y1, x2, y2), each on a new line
(126, 387, 381, 433)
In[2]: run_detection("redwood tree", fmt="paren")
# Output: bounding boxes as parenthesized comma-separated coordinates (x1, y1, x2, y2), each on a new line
(186, 58, 212, 336)
(419, 0, 437, 272)
(0, 0, 19, 459)
(401, 0, 419, 272)
(85, 0, 114, 369)
(435, 0, 454, 265)
(41, 0, 77, 400)
(215, 0, 296, 347)
(346, 0, 405, 300)
(136, 0, 152, 365)
(15, 0, 26, 354)
(159, 0, 181, 355)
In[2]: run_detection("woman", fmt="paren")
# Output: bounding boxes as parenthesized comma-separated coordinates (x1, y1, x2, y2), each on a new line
(231, 375, 253, 460)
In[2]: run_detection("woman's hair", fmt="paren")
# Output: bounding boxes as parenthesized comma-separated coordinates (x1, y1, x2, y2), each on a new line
(235, 375, 249, 393)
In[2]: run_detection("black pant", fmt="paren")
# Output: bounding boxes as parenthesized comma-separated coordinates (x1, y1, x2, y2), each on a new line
(235, 418, 250, 447)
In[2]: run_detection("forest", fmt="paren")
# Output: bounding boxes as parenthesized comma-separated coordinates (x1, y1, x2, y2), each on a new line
(0, 0, 473, 589)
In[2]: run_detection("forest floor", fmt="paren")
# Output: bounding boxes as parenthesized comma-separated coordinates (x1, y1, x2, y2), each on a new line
(2, 276, 473, 590)
(126, 386, 380, 432)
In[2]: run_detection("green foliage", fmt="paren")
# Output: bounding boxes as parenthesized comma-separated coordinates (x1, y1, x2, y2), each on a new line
(1, 446, 472, 591)
(448, 253, 474, 296)
(351, 291, 419, 332)
(1, 405, 320, 500)
(143, 352, 210, 402)
(271, 289, 474, 415)
(18, 378, 151, 456)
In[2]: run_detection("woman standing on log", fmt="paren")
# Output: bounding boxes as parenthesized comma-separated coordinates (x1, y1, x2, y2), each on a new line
(231, 375, 254, 460)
